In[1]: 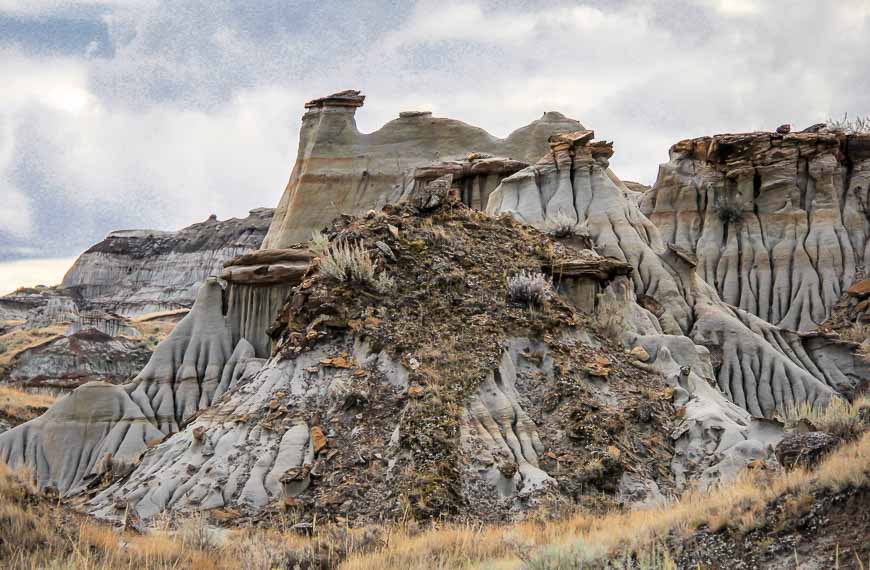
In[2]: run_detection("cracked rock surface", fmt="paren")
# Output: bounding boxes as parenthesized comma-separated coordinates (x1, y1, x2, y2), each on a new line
(487, 131, 867, 419)
(641, 130, 870, 332)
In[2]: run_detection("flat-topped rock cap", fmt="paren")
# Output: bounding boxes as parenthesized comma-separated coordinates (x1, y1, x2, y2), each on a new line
(399, 111, 432, 118)
(304, 89, 366, 109)
(548, 129, 595, 147)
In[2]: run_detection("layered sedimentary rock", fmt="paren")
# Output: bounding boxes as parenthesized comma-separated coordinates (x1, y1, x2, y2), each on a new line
(221, 247, 313, 357)
(62, 208, 273, 315)
(0, 382, 166, 493)
(6, 330, 151, 389)
(262, 90, 585, 248)
(0, 287, 80, 325)
(3, 94, 867, 528)
(81, 199, 679, 522)
(65, 310, 140, 338)
(641, 130, 870, 332)
(0, 279, 267, 494)
(487, 130, 868, 419)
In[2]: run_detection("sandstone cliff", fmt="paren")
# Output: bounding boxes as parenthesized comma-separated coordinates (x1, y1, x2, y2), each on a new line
(262, 90, 586, 249)
(62, 208, 273, 316)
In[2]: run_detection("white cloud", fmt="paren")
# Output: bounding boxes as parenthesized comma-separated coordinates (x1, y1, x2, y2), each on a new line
(702, 0, 761, 16)
(0, 256, 77, 294)
(0, 49, 304, 246)
(384, 2, 538, 46)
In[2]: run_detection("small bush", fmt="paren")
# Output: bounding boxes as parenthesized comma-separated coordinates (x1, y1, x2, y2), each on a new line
(507, 270, 551, 306)
(785, 395, 869, 441)
(713, 200, 743, 224)
(311, 232, 395, 294)
(0, 342, 6, 355)
(177, 512, 215, 551)
(827, 113, 870, 134)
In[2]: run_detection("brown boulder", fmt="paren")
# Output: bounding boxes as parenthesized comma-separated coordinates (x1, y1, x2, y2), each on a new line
(775, 431, 840, 470)
(847, 278, 870, 299)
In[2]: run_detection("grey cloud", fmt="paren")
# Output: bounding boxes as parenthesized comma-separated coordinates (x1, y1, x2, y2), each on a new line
(0, 0, 867, 266)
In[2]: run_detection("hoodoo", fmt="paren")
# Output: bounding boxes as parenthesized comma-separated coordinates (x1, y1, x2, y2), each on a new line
(262, 90, 586, 249)
(1, 93, 866, 528)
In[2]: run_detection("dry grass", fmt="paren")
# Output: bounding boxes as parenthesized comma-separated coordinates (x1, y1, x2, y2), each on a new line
(785, 394, 870, 441)
(837, 322, 870, 344)
(0, 324, 66, 369)
(0, 385, 56, 424)
(594, 291, 626, 339)
(827, 113, 870, 134)
(342, 432, 870, 569)
(311, 231, 396, 294)
(129, 320, 177, 349)
(2, 434, 868, 569)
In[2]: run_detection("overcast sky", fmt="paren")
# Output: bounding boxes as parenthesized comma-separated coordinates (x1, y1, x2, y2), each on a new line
(1, 0, 868, 292)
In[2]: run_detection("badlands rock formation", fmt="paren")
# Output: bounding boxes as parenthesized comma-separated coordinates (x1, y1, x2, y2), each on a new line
(6, 329, 151, 389)
(487, 130, 868, 419)
(0, 279, 263, 494)
(0, 287, 79, 324)
(262, 90, 585, 248)
(62, 208, 273, 316)
(0, 92, 866, 527)
(641, 130, 870, 332)
(83, 200, 677, 522)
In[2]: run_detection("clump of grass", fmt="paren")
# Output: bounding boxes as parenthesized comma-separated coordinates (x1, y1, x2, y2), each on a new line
(310, 231, 396, 294)
(713, 200, 744, 224)
(785, 395, 869, 441)
(177, 512, 216, 551)
(507, 270, 551, 306)
(837, 322, 870, 344)
(0, 386, 56, 424)
(827, 113, 870, 134)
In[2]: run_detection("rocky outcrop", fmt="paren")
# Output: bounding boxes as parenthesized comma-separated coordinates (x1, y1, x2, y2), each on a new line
(641, 130, 870, 332)
(0, 287, 80, 325)
(221, 248, 313, 358)
(0, 382, 166, 493)
(6, 329, 151, 389)
(65, 310, 140, 338)
(0, 279, 266, 494)
(261, 90, 585, 248)
(79, 200, 680, 522)
(486, 130, 868, 420)
(774, 430, 841, 470)
(2, 94, 865, 528)
(61, 208, 273, 316)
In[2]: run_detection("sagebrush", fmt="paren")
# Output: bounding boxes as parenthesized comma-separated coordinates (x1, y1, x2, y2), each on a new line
(311, 231, 395, 293)
(507, 270, 551, 306)
(713, 200, 743, 224)
(544, 213, 581, 238)
(827, 113, 870, 134)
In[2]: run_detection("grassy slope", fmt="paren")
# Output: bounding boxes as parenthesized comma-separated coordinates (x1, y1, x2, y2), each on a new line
(0, 411, 867, 569)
